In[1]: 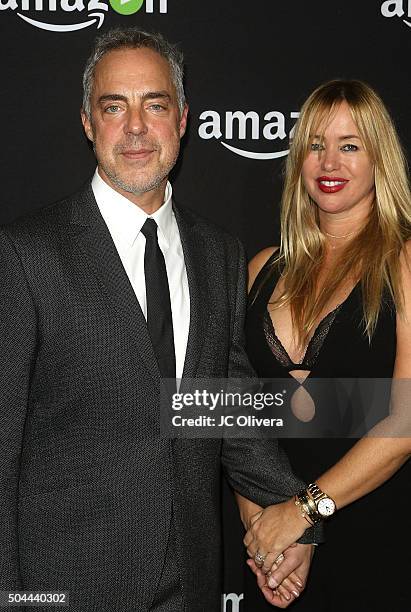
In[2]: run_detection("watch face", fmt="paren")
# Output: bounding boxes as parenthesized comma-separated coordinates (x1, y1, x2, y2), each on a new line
(317, 497, 336, 517)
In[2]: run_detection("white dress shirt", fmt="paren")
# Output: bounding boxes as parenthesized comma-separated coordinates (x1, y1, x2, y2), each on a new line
(92, 170, 190, 380)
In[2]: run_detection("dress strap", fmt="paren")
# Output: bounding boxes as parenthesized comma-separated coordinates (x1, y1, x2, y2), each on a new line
(248, 250, 280, 312)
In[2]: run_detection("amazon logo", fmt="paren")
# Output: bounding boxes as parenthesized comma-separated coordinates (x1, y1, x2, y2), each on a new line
(381, 0, 411, 27)
(198, 109, 300, 161)
(0, 0, 167, 32)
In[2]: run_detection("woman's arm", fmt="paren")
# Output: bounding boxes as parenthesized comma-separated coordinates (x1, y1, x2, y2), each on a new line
(235, 491, 263, 530)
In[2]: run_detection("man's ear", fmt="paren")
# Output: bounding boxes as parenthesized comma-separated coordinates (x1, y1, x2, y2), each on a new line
(179, 104, 189, 139)
(81, 108, 94, 142)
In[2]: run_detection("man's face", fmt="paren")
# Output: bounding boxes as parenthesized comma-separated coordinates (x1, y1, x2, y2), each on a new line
(82, 47, 188, 208)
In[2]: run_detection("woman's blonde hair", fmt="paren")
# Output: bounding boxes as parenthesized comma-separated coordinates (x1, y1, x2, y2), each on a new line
(270, 79, 411, 346)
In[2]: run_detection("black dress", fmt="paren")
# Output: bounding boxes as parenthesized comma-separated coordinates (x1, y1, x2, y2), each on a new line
(244, 252, 410, 611)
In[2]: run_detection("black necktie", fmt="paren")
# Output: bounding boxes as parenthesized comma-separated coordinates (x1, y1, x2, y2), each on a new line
(141, 218, 176, 382)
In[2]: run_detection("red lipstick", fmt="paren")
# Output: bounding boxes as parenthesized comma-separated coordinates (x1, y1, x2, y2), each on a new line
(316, 176, 349, 193)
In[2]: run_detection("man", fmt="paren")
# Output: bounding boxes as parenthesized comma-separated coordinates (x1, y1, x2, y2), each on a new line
(0, 28, 318, 611)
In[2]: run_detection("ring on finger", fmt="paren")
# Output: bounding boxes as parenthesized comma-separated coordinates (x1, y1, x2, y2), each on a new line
(274, 553, 285, 564)
(254, 551, 266, 566)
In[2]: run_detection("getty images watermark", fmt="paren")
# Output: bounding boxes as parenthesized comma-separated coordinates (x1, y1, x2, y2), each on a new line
(160, 378, 411, 439)
(170, 386, 285, 430)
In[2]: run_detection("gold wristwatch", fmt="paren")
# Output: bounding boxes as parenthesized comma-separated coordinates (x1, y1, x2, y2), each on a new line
(307, 483, 336, 518)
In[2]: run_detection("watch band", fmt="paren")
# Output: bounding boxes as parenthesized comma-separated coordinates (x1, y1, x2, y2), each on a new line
(295, 490, 322, 525)
(307, 482, 336, 516)
(307, 483, 326, 502)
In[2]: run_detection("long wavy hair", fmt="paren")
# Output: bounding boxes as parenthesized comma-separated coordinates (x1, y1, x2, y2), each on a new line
(269, 79, 411, 347)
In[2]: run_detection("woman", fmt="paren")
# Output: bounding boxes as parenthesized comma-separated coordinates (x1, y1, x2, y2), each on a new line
(238, 80, 411, 610)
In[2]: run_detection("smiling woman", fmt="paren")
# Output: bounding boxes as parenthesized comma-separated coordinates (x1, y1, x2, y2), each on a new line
(237, 79, 411, 611)
(302, 101, 375, 217)
(267, 80, 411, 349)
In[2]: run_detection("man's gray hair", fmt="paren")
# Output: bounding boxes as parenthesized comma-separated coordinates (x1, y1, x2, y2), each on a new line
(82, 27, 186, 119)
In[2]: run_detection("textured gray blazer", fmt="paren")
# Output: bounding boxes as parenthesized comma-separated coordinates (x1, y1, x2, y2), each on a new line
(0, 183, 320, 611)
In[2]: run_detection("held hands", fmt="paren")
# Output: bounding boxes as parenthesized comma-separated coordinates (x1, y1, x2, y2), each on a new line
(247, 543, 314, 608)
(240, 498, 313, 607)
(244, 499, 308, 573)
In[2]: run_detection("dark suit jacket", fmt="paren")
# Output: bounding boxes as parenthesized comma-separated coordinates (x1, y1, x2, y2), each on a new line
(0, 183, 320, 611)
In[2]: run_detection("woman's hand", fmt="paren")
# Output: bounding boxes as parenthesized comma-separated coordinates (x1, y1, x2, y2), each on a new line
(234, 491, 263, 530)
(244, 498, 308, 573)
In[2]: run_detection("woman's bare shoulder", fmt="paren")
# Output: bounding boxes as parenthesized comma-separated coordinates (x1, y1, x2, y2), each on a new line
(248, 246, 279, 292)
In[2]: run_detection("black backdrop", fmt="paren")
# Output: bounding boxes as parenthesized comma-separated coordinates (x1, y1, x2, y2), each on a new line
(2, 1, 411, 609)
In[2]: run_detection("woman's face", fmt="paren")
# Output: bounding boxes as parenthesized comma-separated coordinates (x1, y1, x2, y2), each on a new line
(301, 101, 375, 219)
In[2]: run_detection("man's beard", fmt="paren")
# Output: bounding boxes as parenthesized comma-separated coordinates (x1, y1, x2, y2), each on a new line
(95, 138, 179, 197)
(101, 163, 170, 196)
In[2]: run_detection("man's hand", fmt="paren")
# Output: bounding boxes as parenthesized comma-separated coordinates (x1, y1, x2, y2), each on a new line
(244, 498, 307, 573)
(247, 543, 314, 608)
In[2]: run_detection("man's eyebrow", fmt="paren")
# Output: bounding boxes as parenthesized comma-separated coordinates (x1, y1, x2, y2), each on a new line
(97, 92, 172, 105)
(142, 91, 172, 102)
(98, 94, 128, 104)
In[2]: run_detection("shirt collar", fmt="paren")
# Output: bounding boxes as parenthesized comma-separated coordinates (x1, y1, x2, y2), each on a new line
(92, 169, 173, 249)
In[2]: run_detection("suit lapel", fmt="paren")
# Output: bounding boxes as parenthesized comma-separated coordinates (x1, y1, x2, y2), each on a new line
(65, 186, 211, 386)
(174, 205, 210, 382)
(67, 184, 161, 385)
